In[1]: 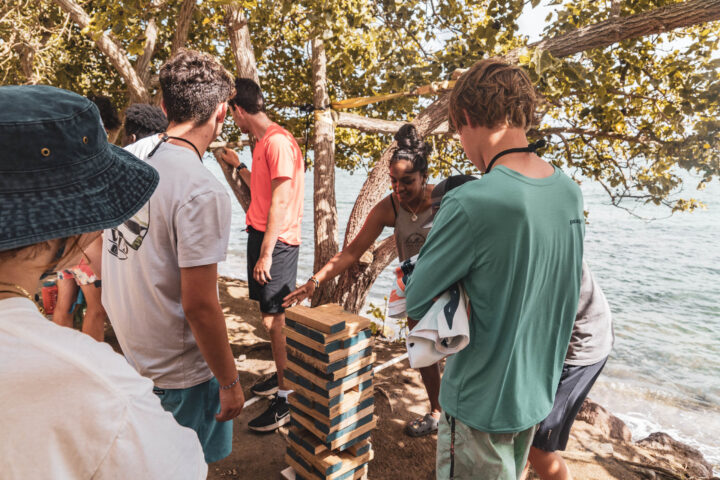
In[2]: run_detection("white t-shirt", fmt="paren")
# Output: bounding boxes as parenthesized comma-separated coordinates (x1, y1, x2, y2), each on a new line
(0, 297, 207, 479)
(102, 135, 232, 388)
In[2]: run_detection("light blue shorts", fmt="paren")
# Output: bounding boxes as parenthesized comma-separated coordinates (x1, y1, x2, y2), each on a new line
(153, 377, 233, 463)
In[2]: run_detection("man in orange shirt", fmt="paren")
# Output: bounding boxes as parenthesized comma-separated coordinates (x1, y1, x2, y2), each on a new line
(220, 78, 304, 432)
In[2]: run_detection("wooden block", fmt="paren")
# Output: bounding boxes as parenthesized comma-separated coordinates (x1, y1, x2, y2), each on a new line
(290, 419, 373, 453)
(287, 345, 373, 376)
(287, 335, 374, 364)
(290, 400, 374, 434)
(292, 409, 375, 445)
(286, 305, 371, 344)
(288, 350, 375, 381)
(280, 466, 297, 480)
(289, 426, 327, 456)
(286, 359, 373, 395)
(287, 437, 373, 478)
(344, 439, 371, 457)
(284, 371, 373, 406)
(286, 448, 370, 480)
(286, 304, 347, 333)
(283, 325, 372, 355)
(291, 387, 374, 420)
(289, 391, 374, 428)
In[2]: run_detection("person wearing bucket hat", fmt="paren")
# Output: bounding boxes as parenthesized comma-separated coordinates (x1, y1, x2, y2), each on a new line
(0, 85, 207, 478)
(101, 49, 243, 463)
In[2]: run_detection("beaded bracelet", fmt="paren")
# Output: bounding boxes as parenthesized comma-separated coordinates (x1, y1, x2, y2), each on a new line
(220, 374, 240, 390)
(309, 276, 320, 289)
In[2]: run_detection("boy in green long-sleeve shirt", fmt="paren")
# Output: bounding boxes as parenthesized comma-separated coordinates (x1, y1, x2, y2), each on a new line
(405, 58, 585, 479)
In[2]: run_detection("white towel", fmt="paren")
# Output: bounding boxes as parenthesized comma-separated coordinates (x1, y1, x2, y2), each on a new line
(406, 283, 471, 368)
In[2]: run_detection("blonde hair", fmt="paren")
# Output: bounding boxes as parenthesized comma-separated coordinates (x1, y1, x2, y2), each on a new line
(449, 58, 537, 132)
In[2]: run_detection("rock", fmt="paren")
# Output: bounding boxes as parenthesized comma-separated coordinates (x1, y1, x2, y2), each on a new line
(637, 432, 714, 478)
(576, 398, 632, 442)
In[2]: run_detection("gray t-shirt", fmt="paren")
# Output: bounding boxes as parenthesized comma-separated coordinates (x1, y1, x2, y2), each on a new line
(565, 261, 614, 366)
(102, 135, 232, 389)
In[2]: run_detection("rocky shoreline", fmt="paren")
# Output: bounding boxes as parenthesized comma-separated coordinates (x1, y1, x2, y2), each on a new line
(207, 276, 716, 479)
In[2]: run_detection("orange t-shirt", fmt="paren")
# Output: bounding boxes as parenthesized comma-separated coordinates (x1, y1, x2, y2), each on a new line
(246, 123, 304, 245)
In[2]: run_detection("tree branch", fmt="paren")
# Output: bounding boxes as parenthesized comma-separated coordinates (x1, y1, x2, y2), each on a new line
(53, 0, 149, 102)
(171, 0, 195, 56)
(344, 0, 720, 243)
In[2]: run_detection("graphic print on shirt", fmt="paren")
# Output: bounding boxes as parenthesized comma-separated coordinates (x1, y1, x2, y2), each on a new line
(107, 202, 150, 260)
(404, 232, 426, 254)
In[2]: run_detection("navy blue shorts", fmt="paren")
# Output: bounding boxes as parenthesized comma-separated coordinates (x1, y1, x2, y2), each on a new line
(532, 357, 607, 452)
(247, 226, 299, 314)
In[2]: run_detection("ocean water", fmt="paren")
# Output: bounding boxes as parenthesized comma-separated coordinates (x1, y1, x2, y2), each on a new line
(207, 159, 719, 469)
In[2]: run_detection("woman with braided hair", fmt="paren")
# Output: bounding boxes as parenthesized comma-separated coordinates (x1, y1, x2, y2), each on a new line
(283, 123, 446, 437)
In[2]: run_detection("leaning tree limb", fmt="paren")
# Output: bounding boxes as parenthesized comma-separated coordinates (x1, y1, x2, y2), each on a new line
(332, 0, 720, 311)
(342, 0, 720, 246)
(170, 0, 196, 56)
(214, 4, 258, 212)
(54, 0, 149, 103)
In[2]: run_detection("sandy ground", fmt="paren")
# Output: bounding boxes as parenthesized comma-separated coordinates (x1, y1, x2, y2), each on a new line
(187, 277, 712, 480)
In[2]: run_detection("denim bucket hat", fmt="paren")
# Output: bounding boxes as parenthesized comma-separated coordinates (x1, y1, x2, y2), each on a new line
(0, 85, 159, 251)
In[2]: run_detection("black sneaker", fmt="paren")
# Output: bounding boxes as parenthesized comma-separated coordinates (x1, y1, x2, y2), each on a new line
(248, 396, 290, 432)
(250, 372, 279, 396)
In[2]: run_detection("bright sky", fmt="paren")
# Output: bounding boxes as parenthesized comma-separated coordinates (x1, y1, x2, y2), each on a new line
(517, 1, 557, 42)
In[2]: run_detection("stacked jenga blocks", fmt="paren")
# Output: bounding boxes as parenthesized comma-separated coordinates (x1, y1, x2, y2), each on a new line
(280, 303, 376, 480)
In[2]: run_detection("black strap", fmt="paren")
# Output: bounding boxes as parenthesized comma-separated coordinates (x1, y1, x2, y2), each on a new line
(485, 139, 546, 174)
(148, 133, 203, 161)
(449, 414, 456, 479)
(389, 194, 397, 219)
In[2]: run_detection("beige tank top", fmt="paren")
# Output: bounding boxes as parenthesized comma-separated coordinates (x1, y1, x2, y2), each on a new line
(390, 195, 433, 261)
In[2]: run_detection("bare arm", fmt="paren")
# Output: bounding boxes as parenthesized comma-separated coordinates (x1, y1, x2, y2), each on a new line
(253, 177, 292, 285)
(283, 198, 392, 306)
(181, 263, 244, 421)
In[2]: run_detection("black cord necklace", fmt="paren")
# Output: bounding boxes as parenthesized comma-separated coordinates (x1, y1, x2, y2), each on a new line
(148, 133, 203, 161)
(485, 139, 546, 174)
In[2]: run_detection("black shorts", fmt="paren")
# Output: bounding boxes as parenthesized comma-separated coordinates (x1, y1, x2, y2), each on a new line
(247, 226, 299, 314)
(532, 357, 607, 452)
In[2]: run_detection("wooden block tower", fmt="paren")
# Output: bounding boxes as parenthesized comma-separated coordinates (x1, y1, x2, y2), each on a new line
(280, 303, 376, 480)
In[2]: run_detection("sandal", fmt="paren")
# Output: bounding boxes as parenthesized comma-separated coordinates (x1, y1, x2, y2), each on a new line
(405, 413, 439, 437)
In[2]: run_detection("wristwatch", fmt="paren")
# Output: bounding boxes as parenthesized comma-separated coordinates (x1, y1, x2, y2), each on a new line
(236, 162, 247, 171)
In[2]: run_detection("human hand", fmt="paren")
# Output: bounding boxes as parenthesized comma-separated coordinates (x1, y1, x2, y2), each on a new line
(282, 281, 316, 307)
(215, 147, 240, 168)
(215, 381, 245, 422)
(253, 255, 272, 285)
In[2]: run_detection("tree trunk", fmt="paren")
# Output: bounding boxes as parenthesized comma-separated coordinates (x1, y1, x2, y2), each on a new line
(54, 0, 149, 103)
(224, 5, 260, 84)
(333, 0, 720, 312)
(214, 153, 251, 211)
(219, 5, 259, 213)
(135, 17, 158, 86)
(310, 37, 340, 306)
(333, 236, 397, 313)
(171, 0, 195, 56)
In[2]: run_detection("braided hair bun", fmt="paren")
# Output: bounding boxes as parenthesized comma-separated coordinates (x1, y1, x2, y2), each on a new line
(392, 124, 431, 174)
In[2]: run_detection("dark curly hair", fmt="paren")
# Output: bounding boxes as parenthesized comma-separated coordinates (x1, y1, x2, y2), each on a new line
(159, 49, 234, 125)
(391, 124, 431, 174)
(87, 94, 121, 132)
(123, 104, 168, 140)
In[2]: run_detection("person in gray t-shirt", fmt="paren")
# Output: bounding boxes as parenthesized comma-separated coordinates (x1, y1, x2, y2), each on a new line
(523, 261, 614, 480)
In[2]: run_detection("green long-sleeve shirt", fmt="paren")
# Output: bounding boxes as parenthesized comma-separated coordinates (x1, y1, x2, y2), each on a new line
(405, 166, 584, 433)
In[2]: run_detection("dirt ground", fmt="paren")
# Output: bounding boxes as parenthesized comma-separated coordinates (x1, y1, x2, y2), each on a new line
(197, 277, 710, 480)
